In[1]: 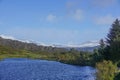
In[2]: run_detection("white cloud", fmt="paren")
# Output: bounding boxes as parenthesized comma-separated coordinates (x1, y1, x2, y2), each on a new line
(73, 9, 83, 21)
(95, 15, 117, 25)
(1, 26, 105, 45)
(3, 27, 80, 44)
(93, 0, 117, 7)
(66, 1, 75, 9)
(46, 14, 57, 22)
(65, 1, 84, 21)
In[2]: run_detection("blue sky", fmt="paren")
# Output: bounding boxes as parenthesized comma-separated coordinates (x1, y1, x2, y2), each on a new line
(0, 0, 120, 45)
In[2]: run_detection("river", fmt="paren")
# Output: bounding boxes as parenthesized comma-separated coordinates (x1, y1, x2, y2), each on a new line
(0, 58, 96, 80)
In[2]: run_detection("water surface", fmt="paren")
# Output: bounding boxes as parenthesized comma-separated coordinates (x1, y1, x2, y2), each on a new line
(0, 58, 95, 80)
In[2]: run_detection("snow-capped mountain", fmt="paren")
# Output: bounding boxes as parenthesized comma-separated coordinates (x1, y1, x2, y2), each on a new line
(0, 34, 37, 44)
(51, 41, 100, 48)
(72, 41, 100, 48)
(0, 34, 100, 52)
(0, 35, 100, 48)
(51, 41, 100, 52)
(0, 35, 16, 40)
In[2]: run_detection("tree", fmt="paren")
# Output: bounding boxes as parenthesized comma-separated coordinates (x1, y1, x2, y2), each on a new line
(103, 19, 120, 62)
(98, 39, 106, 59)
(99, 39, 105, 48)
(92, 39, 105, 65)
(107, 19, 120, 44)
(95, 19, 120, 80)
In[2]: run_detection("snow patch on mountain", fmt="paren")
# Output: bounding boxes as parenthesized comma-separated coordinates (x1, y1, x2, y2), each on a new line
(0, 34, 16, 40)
(0, 34, 31, 43)
(50, 41, 100, 48)
(0, 34, 100, 48)
(75, 41, 100, 47)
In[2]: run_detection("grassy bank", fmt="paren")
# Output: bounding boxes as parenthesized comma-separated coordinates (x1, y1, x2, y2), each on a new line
(0, 45, 93, 66)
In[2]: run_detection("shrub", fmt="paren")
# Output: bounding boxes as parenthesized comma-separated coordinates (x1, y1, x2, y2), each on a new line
(96, 60, 117, 80)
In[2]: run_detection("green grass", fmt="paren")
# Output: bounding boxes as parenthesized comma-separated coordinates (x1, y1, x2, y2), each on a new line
(0, 45, 92, 66)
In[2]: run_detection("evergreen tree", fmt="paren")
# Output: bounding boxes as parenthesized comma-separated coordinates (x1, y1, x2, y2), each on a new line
(105, 19, 120, 62)
(99, 39, 105, 48)
(92, 39, 105, 65)
(107, 19, 120, 44)
(98, 39, 105, 56)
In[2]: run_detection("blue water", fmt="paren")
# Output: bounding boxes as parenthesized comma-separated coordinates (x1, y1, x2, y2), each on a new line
(0, 58, 96, 80)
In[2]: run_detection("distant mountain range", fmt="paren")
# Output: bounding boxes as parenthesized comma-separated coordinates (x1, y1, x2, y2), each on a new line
(51, 41, 100, 52)
(0, 35, 100, 52)
(52, 41, 99, 47)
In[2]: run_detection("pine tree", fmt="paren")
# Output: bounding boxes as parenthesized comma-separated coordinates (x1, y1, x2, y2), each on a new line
(107, 19, 120, 44)
(99, 39, 105, 48)
(105, 19, 120, 62)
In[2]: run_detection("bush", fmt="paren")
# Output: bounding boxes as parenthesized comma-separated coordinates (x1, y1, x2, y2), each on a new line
(96, 60, 117, 80)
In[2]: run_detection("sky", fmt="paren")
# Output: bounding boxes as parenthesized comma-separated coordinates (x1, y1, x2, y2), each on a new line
(0, 0, 120, 45)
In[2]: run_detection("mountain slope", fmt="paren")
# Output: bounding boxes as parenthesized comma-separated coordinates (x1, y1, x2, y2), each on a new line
(0, 35, 99, 52)
(0, 37, 67, 53)
(0, 36, 95, 66)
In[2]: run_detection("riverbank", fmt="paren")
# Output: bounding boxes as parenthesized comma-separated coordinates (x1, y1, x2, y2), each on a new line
(0, 45, 93, 66)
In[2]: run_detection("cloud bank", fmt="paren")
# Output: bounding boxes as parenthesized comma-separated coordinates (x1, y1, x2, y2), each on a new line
(95, 15, 119, 25)
(46, 14, 57, 22)
(93, 0, 117, 7)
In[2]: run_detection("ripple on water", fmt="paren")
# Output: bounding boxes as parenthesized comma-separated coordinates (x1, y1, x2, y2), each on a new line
(0, 58, 96, 80)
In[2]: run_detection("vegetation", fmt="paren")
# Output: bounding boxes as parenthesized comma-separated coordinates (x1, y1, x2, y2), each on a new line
(95, 19, 120, 80)
(0, 43, 92, 66)
(96, 60, 117, 80)
(103, 19, 120, 63)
